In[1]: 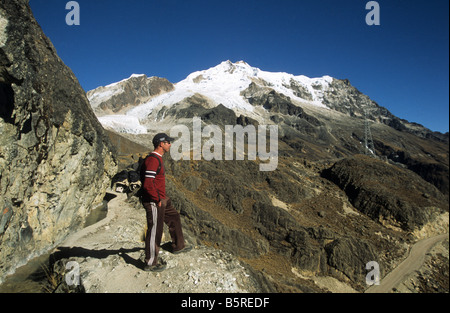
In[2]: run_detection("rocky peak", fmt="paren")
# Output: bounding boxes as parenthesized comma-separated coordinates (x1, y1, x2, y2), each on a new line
(87, 74, 174, 116)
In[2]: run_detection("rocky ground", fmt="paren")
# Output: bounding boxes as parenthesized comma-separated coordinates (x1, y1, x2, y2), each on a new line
(43, 187, 448, 294)
(47, 191, 265, 293)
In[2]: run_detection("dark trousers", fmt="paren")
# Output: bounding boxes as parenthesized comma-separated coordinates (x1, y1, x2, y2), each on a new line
(143, 198, 185, 266)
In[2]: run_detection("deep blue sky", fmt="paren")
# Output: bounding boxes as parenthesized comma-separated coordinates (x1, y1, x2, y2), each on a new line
(29, 0, 449, 133)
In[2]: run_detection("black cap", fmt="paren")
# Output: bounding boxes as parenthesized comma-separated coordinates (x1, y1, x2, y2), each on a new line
(152, 133, 175, 146)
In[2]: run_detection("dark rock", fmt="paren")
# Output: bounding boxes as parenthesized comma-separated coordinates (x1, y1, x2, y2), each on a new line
(252, 202, 327, 274)
(325, 237, 380, 286)
(376, 142, 449, 197)
(166, 179, 267, 258)
(201, 104, 237, 126)
(236, 114, 258, 127)
(322, 155, 448, 231)
(183, 176, 202, 192)
(242, 82, 312, 118)
(161, 97, 238, 127)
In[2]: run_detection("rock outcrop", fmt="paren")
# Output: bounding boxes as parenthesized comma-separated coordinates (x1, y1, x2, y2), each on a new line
(87, 74, 174, 116)
(321, 155, 448, 232)
(0, 0, 117, 281)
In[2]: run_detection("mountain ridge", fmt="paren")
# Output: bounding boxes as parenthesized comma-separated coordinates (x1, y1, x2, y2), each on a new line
(88, 60, 448, 143)
(87, 60, 448, 198)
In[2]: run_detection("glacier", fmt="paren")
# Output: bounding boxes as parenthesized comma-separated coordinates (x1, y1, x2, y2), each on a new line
(126, 60, 333, 119)
(89, 60, 334, 132)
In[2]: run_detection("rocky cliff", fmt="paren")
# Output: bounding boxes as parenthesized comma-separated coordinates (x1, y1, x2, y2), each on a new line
(0, 0, 117, 282)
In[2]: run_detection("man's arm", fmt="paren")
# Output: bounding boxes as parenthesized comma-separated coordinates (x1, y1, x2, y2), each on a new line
(142, 156, 161, 203)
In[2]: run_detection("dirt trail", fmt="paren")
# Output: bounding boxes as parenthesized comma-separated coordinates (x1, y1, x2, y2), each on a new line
(365, 233, 449, 293)
(56, 190, 262, 293)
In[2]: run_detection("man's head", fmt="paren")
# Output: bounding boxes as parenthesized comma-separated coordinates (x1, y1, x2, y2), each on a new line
(152, 133, 174, 153)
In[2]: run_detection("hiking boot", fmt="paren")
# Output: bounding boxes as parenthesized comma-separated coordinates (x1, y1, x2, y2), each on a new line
(172, 245, 193, 254)
(143, 262, 166, 272)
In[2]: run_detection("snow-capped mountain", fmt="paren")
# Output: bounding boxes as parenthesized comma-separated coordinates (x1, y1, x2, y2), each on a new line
(127, 60, 333, 116)
(87, 60, 446, 143)
(87, 60, 448, 202)
(88, 61, 339, 133)
(88, 74, 148, 111)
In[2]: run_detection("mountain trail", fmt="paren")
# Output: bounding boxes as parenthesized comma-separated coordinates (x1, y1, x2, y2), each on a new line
(54, 190, 262, 293)
(365, 233, 449, 293)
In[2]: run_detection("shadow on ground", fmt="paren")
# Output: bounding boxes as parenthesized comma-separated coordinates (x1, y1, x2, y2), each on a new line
(49, 246, 144, 270)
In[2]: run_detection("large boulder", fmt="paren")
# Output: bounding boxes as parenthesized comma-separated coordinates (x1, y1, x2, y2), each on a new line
(0, 0, 117, 281)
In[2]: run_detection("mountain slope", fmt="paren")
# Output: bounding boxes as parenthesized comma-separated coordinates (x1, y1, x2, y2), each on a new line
(87, 74, 174, 115)
(85, 61, 448, 293)
(87, 60, 448, 196)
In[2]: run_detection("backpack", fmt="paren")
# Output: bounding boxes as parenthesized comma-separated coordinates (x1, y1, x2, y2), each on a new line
(134, 154, 162, 198)
(111, 170, 130, 193)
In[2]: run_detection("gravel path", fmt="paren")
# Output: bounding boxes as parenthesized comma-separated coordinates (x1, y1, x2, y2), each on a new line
(365, 233, 449, 293)
(56, 190, 263, 293)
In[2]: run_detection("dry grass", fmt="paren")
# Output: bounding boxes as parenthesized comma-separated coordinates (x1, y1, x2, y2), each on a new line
(40, 263, 62, 293)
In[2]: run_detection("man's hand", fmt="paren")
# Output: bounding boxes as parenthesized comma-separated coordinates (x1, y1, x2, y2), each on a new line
(157, 199, 167, 208)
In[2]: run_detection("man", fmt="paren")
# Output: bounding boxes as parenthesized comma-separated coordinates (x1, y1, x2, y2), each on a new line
(140, 133, 191, 272)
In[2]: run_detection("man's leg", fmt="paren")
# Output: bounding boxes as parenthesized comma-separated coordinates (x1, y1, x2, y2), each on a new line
(143, 202, 165, 266)
(163, 198, 186, 251)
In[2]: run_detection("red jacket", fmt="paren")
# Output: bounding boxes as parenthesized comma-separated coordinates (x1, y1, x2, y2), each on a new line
(141, 152, 166, 203)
